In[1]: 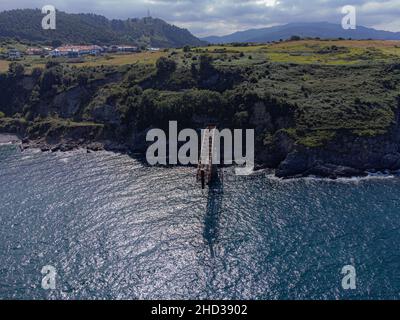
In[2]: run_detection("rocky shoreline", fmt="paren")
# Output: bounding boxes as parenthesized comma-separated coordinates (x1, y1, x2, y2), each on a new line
(20, 138, 127, 153)
(0, 133, 21, 145)
(4, 133, 396, 180)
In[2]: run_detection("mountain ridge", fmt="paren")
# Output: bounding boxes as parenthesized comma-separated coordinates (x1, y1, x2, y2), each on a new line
(0, 9, 205, 48)
(202, 22, 400, 43)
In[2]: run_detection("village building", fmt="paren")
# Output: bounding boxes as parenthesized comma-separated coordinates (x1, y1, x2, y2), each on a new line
(8, 49, 21, 60)
(117, 45, 139, 53)
(50, 45, 104, 57)
(26, 48, 45, 56)
(107, 45, 119, 53)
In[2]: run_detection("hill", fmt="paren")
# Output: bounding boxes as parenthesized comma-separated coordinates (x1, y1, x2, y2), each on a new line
(0, 9, 205, 48)
(203, 22, 400, 44)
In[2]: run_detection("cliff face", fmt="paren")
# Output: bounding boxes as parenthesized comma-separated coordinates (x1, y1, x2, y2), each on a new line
(272, 114, 400, 178)
(2, 91, 400, 177)
(1, 52, 400, 178)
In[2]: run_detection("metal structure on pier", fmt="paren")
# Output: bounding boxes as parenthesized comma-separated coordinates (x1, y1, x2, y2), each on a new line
(197, 125, 217, 189)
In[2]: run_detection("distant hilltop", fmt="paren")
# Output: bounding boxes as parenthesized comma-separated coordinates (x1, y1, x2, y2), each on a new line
(202, 22, 400, 44)
(0, 9, 205, 48)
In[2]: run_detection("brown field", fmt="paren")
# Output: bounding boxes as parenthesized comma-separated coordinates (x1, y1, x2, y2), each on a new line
(0, 51, 167, 73)
(66, 51, 166, 68)
(0, 60, 10, 73)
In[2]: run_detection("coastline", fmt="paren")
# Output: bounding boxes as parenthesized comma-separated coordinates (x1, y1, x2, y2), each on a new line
(0, 133, 21, 145)
(3, 139, 399, 184)
(8, 136, 399, 181)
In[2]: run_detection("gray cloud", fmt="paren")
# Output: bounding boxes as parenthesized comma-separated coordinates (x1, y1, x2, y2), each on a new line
(0, 0, 399, 36)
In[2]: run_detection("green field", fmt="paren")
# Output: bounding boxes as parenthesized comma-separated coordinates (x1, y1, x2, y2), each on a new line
(1, 40, 400, 73)
(0, 51, 166, 73)
(196, 40, 400, 65)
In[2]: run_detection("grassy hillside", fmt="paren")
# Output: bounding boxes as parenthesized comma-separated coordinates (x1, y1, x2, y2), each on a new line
(200, 40, 400, 65)
(2, 39, 399, 72)
(1, 39, 399, 154)
(193, 40, 400, 143)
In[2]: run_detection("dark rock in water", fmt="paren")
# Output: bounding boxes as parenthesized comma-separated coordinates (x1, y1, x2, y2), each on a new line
(276, 152, 313, 177)
(381, 153, 400, 170)
(103, 141, 128, 152)
(306, 163, 367, 179)
(87, 142, 104, 151)
(254, 164, 268, 171)
(59, 144, 75, 152)
(276, 149, 369, 178)
(0, 134, 21, 144)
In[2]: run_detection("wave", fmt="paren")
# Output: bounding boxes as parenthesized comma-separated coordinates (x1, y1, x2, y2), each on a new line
(262, 170, 399, 184)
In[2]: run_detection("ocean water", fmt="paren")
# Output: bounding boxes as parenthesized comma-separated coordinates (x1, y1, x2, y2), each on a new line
(0, 144, 399, 300)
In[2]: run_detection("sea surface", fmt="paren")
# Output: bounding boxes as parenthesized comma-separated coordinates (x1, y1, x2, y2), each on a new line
(0, 143, 399, 300)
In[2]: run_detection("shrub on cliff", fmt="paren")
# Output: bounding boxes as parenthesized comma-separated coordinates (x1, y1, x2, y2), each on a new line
(8, 62, 25, 79)
(198, 55, 214, 78)
(31, 67, 43, 81)
(77, 72, 89, 86)
(40, 68, 63, 93)
(126, 89, 227, 130)
(156, 57, 177, 77)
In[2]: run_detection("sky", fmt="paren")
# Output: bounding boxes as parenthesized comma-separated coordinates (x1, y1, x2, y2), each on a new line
(0, 0, 399, 37)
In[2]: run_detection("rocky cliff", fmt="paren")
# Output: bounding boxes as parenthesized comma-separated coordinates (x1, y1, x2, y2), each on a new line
(1, 53, 400, 179)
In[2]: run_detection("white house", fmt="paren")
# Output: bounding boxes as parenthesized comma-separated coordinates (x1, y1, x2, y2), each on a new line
(8, 49, 21, 60)
(117, 46, 139, 53)
(49, 45, 104, 57)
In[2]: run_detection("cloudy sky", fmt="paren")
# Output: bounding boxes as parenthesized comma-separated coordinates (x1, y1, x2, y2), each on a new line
(0, 0, 399, 37)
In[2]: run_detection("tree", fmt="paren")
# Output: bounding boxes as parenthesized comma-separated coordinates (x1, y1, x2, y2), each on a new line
(8, 62, 25, 78)
(183, 45, 191, 53)
(198, 55, 214, 78)
(156, 57, 177, 76)
(290, 35, 301, 41)
(31, 67, 43, 80)
(234, 111, 249, 128)
(191, 63, 198, 77)
(51, 40, 63, 48)
(40, 68, 62, 93)
(77, 72, 89, 86)
(46, 60, 60, 69)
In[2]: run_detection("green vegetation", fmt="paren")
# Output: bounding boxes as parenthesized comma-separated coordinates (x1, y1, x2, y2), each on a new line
(196, 40, 400, 65)
(0, 9, 204, 48)
(1, 39, 400, 151)
(0, 48, 166, 73)
(297, 131, 337, 148)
